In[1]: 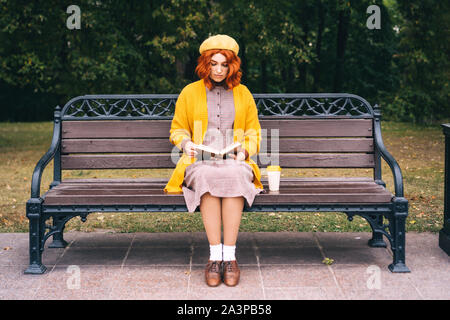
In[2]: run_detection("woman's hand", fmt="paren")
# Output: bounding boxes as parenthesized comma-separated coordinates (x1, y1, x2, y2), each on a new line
(228, 151, 246, 161)
(184, 141, 198, 157)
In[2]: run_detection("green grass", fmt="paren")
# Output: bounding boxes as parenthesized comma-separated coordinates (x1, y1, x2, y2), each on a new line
(0, 121, 445, 233)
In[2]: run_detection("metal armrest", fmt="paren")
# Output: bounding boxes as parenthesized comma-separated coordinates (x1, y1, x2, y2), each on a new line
(30, 107, 61, 199)
(373, 109, 404, 198)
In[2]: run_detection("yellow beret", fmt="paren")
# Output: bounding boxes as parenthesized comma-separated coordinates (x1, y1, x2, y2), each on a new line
(199, 34, 239, 56)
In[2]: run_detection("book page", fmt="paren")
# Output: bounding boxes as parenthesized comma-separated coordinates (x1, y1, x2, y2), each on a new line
(194, 142, 241, 156)
(218, 142, 241, 155)
(193, 144, 220, 154)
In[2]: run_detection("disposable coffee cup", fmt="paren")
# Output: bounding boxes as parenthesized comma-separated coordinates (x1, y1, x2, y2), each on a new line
(267, 165, 281, 191)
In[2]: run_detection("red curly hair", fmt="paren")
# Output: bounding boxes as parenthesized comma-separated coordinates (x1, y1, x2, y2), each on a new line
(195, 49, 242, 90)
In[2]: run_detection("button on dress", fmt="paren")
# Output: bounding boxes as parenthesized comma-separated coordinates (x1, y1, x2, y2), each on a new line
(181, 83, 263, 212)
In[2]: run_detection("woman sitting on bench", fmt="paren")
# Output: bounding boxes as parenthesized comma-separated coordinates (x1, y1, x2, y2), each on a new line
(164, 34, 264, 287)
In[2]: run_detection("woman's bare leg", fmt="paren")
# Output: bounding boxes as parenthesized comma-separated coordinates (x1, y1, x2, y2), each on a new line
(199, 192, 222, 245)
(221, 197, 244, 246)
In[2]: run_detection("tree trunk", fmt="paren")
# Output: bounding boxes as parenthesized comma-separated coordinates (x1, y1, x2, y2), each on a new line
(333, 4, 350, 92)
(298, 24, 309, 92)
(260, 59, 267, 92)
(313, 1, 325, 92)
(239, 22, 248, 84)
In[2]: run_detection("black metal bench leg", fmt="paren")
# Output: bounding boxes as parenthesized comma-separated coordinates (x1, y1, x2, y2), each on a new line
(388, 197, 411, 273)
(368, 215, 387, 248)
(48, 215, 68, 248)
(24, 199, 47, 274)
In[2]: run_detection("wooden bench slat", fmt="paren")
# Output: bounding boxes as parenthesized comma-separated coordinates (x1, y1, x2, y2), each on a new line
(61, 154, 172, 169)
(61, 153, 375, 169)
(61, 177, 375, 183)
(43, 194, 185, 205)
(62, 120, 170, 139)
(48, 185, 384, 195)
(62, 119, 373, 139)
(253, 193, 392, 204)
(57, 178, 378, 189)
(261, 119, 373, 137)
(262, 138, 374, 153)
(43, 192, 392, 206)
(62, 138, 173, 153)
(265, 153, 375, 168)
(53, 182, 381, 190)
(43, 177, 392, 205)
(61, 138, 374, 154)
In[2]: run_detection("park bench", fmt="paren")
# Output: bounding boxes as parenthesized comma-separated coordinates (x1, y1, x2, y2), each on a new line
(25, 93, 410, 274)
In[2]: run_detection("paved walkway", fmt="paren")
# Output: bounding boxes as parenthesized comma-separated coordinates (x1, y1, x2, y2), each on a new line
(0, 231, 448, 300)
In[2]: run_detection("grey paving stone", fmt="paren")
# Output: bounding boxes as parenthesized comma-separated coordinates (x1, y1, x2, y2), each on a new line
(0, 231, 448, 300)
(69, 231, 134, 248)
(109, 287, 187, 300)
(55, 247, 128, 266)
(341, 286, 423, 300)
(0, 244, 63, 267)
(34, 287, 113, 300)
(253, 232, 317, 247)
(43, 265, 119, 290)
(259, 265, 337, 288)
(114, 266, 190, 289)
(0, 265, 46, 290)
(132, 232, 193, 248)
(319, 247, 393, 266)
(256, 246, 323, 265)
(0, 288, 39, 300)
(124, 247, 191, 266)
(264, 287, 343, 300)
(331, 264, 413, 290)
(314, 232, 375, 248)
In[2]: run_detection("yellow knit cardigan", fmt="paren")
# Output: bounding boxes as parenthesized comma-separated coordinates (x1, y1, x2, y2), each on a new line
(164, 79, 264, 194)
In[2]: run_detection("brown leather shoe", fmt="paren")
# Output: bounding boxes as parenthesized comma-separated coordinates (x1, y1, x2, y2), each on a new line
(223, 260, 240, 287)
(205, 260, 222, 287)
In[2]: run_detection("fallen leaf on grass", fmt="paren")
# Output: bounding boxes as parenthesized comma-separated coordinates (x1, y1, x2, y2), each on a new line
(3, 247, 12, 251)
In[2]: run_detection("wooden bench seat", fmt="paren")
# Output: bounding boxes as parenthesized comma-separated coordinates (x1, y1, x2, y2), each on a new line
(42, 178, 393, 206)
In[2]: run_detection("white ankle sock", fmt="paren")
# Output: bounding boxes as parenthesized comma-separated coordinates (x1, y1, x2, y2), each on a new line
(223, 245, 236, 261)
(209, 244, 223, 261)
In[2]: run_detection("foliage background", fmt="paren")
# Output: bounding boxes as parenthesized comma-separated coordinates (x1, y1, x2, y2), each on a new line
(0, 0, 448, 123)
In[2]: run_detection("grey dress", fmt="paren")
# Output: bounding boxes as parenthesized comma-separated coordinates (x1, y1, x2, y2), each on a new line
(181, 83, 263, 213)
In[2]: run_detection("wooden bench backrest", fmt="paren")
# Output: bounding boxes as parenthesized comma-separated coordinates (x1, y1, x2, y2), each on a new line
(59, 94, 376, 170)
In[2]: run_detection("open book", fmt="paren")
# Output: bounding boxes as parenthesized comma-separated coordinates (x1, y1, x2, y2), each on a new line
(194, 142, 241, 157)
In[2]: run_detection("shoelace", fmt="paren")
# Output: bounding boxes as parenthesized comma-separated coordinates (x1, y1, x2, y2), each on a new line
(224, 261, 234, 272)
(209, 261, 221, 273)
